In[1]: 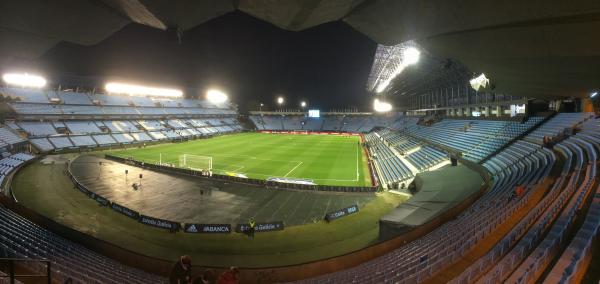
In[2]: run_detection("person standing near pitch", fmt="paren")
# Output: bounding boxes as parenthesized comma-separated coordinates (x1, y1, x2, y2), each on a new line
(169, 255, 192, 284)
(248, 218, 256, 239)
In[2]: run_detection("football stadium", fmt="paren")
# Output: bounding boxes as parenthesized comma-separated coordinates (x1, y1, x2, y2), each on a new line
(0, 2, 599, 284)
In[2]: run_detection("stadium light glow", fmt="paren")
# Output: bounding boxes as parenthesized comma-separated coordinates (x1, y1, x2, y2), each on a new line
(403, 47, 420, 65)
(105, 82, 183, 98)
(2, 73, 46, 88)
(277, 97, 284, 105)
(374, 98, 393, 112)
(206, 89, 228, 103)
(374, 46, 421, 93)
(591, 92, 598, 98)
(469, 73, 490, 91)
(301, 101, 306, 108)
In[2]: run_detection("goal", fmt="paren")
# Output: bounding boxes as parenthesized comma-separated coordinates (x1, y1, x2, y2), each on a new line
(178, 154, 213, 171)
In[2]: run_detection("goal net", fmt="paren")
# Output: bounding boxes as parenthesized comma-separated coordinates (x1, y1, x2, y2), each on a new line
(178, 154, 213, 171)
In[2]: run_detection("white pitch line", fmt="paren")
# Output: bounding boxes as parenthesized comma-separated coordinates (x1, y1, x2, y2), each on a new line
(283, 161, 303, 177)
(356, 143, 360, 180)
(312, 178, 359, 182)
(232, 165, 245, 171)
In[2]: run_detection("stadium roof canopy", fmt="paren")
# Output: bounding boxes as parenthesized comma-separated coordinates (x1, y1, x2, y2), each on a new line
(1, 0, 599, 99)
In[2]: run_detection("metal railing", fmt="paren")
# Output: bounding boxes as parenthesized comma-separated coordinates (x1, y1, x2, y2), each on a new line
(0, 258, 51, 284)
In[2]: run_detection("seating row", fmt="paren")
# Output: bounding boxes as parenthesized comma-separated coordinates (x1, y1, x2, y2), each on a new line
(294, 125, 557, 283)
(0, 87, 224, 109)
(249, 114, 409, 133)
(28, 124, 242, 152)
(9, 103, 235, 116)
(403, 117, 544, 162)
(0, 205, 165, 283)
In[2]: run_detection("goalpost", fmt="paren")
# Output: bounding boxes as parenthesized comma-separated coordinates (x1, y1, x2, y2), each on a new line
(178, 154, 213, 171)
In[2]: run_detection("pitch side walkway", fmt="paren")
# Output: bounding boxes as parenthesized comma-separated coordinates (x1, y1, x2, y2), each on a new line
(69, 154, 374, 226)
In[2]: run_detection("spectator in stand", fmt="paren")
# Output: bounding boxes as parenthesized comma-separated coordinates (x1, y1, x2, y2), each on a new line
(193, 269, 215, 284)
(217, 267, 240, 284)
(170, 255, 192, 284)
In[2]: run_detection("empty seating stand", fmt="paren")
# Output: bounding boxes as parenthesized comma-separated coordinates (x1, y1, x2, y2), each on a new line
(15, 122, 57, 136)
(543, 182, 600, 284)
(69, 136, 97, 147)
(249, 114, 411, 132)
(405, 146, 447, 171)
(65, 121, 102, 134)
(48, 137, 73, 149)
(0, 153, 35, 186)
(29, 138, 54, 152)
(293, 120, 559, 284)
(365, 133, 414, 188)
(0, 87, 49, 103)
(0, 206, 165, 283)
(91, 134, 117, 146)
(525, 112, 594, 145)
(111, 133, 135, 144)
(404, 117, 543, 162)
(0, 127, 25, 148)
(23, 117, 242, 152)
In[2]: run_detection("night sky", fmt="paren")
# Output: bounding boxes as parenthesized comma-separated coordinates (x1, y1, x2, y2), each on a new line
(36, 11, 377, 112)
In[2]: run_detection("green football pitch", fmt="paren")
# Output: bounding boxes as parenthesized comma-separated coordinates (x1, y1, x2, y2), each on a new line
(109, 132, 372, 187)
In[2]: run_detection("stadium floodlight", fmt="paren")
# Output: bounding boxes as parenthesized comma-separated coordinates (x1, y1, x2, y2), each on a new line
(301, 101, 306, 108)
(403, 47, 420, 65)
(374, 98, 393, 112)
(469, 73, 490, 91)
(206, 89, 228, 103)
(105, 82, 183, 98)
(277, 97, 284, 105)
(374, 47, 420, 93)
(2, 73, 46, 88)
(591, 92, 598, 98)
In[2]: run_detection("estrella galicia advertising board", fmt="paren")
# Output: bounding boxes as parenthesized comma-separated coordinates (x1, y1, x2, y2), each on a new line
(235, 221, 284, 233)
(325, 204, 359, 221)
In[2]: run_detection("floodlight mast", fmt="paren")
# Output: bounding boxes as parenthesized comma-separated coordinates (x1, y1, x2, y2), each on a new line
(367, 41, 421, 93)
(374, 98, 393, 112)
(105, 82, 183, 98)
(403, 47, 420, 65)
(277, 96, 284, 111)
(206, 89, 228, 103)
(2, 73, 46, 88)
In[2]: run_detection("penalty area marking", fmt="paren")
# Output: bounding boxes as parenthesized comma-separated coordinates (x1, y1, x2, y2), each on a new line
(283, 161, 303, 177)
(166, 150, 303, 164)
(212, 165, 245, 173)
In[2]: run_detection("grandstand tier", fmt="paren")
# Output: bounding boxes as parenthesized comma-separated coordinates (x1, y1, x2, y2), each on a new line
(1, 86, 599, 284)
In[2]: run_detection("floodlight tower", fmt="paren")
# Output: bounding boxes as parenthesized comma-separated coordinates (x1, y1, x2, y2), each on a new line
(2, 73, 47, 88)
(374, 98, 393, 112)
(403, 47, 420, 65)
(206, 89, 228, 104)
(277, 96, 284, 111)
